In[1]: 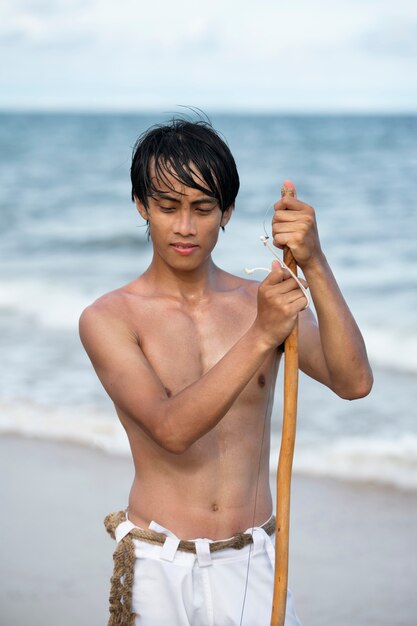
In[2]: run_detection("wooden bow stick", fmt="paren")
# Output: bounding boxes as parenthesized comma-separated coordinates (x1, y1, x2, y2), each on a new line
(270, 183, 299, 626)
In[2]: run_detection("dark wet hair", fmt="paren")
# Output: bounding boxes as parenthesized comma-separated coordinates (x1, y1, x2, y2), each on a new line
(130, 117, 240, 216)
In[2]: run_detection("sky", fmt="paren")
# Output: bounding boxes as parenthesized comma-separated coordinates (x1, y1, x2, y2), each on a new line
(1, 0, 417, 112)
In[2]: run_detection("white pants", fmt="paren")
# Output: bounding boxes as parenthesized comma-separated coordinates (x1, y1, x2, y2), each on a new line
(114, 516, 301, 626)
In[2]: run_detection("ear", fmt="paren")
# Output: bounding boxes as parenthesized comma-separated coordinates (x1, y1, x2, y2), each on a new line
(220, 204, 233, 229)
(134, 195, 149, 222)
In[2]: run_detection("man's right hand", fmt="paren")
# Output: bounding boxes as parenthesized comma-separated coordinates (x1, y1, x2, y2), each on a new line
(254, 261, 308, 349)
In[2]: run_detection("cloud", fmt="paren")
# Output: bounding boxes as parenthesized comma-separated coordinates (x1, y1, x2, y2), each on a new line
(0, 0, 95, 48)
(1, 0, 417, 110)
(359, 16, 417, 59)
(137, 16, 222, 55)
(6, 0, 89, 16)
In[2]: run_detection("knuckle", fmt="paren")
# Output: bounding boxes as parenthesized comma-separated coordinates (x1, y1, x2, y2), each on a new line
(264, 288, 274, 302)
(260, 283, 270, 297)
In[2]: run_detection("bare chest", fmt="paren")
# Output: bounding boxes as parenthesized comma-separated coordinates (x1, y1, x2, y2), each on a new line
(133, 293, 263, 395)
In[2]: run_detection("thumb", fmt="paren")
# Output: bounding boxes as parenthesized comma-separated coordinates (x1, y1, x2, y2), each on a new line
(281, 179, 297, 199)
(261, 260, 285, 285)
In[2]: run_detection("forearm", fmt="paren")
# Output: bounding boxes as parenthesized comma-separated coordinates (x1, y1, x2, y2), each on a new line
(156, 325, 274, 453)
(302, 253, 373, 398)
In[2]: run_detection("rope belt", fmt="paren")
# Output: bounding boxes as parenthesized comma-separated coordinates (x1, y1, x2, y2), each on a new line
(104, 510, 276, 626)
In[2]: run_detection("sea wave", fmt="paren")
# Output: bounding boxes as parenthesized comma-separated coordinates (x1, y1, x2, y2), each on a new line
(2, 232, 149, 255)
(0, 278, 97, 329)
(0, 401, 130, 455)
(1, 276, 417, 376)
(2, 401, 416, 491)
(363, 325, 417, 375)
(281, 435, 417, 491)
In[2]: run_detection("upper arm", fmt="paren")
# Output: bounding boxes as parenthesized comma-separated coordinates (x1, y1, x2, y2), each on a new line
(79, 303, 168, 445)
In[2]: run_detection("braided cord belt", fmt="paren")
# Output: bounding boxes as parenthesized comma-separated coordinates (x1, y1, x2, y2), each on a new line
(104, 510, 276, 625)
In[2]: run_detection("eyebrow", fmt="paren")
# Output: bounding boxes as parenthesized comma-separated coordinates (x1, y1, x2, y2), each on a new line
(154, 193, 216, 206)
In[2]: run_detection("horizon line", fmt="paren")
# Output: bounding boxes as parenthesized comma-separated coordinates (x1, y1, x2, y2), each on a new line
(1, 106, 416, 117)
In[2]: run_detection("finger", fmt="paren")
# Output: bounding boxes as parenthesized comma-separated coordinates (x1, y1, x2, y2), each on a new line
(273, 198, 308, 215)
(291, 293, 310, 313)
(274, 195, 312, 212)
(272, 207, 305, 223)
(282, 290, 310, 311)
(268, 290, 308, 312)
(270, 277, 308, 294)
(297, 277, 308, 288)
(270, 262, 293, 280)
(260, 261, 285, 286)
(281, 179, 297, 199)
(273, 232, 305, 250)
(272, 224, 311, 241)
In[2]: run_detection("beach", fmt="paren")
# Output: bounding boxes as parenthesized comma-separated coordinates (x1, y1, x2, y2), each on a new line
(1, 112, 417, 625)
(1, 434, 416, 626)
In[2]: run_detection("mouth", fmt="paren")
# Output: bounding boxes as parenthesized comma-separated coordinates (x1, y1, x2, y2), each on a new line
(170, 243, 199, 255)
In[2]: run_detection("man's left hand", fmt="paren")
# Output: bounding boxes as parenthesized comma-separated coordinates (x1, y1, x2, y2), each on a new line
(272, 180, 323, 270)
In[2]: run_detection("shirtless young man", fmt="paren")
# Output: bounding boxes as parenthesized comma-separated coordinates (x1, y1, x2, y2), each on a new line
(79, 118, 373, 626)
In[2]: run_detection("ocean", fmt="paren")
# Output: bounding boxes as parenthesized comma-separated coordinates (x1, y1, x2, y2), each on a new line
(1, 112, 416, 490)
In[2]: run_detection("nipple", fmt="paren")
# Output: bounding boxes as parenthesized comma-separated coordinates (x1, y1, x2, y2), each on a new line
(258, 374, 266, 388)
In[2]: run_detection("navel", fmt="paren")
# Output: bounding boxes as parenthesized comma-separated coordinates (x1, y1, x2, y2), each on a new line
(258, 374, 266, 388)
(164, 387, 172, 398)
(211, 503, 219, 512)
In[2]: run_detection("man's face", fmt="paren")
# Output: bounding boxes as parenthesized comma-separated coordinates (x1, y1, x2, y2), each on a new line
(135, 166, 232, 272)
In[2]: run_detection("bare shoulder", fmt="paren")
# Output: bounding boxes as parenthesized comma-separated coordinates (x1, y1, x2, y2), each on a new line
(219, 269, 259, 302)
(79, 278, 146, 345)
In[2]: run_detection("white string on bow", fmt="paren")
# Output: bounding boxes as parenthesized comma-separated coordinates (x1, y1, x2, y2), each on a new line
(245, 235, 310, 310)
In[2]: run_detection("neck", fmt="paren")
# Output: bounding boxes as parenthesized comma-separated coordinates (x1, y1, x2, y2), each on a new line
(143, 254, 221, 300)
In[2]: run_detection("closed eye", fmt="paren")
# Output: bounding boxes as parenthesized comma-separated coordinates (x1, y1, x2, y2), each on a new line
(195, 207, 215, 214)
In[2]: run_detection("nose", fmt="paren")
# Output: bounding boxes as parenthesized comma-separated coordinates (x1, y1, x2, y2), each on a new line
(173, 209, 197, 236)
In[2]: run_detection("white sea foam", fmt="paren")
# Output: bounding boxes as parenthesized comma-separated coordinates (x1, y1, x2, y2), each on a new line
(0, 401, 130, 455)
(362, 325, 417, 374)
(0, 279, 94, 330)
(2, 401, 417, 491)
(271, 435, 417, 491)
(2, 276, 417, 376)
